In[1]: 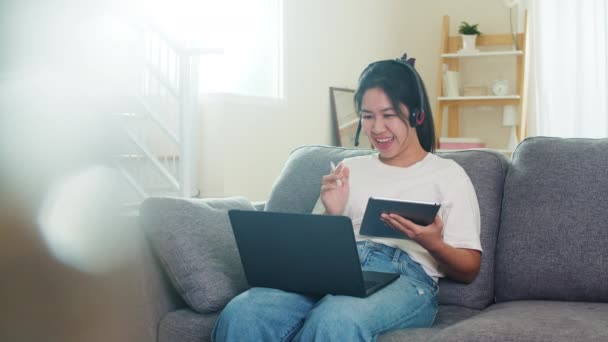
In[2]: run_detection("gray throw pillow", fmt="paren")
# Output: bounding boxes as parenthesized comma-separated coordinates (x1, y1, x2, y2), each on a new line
(140, 196, 253, 313)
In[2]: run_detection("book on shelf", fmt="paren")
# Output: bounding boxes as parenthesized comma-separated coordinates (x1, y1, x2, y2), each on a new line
(442, 68, 461, 97)
(463, 85, 488, 96)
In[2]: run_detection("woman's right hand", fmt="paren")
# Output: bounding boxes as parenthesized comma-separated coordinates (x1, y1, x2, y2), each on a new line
(320, 163, 350, 215)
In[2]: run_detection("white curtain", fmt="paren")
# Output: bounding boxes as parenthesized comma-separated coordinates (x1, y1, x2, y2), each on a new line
(530, 0, 608, 138)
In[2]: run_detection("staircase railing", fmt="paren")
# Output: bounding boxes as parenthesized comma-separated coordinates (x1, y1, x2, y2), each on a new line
(117, 21, 222, 199)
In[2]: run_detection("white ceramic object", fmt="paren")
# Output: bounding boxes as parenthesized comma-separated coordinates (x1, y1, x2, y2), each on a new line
(461, 34, 478, 51)
(491, 79, 510, 96)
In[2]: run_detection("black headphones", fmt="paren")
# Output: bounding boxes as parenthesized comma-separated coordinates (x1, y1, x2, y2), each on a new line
(354, 57, 426, 147)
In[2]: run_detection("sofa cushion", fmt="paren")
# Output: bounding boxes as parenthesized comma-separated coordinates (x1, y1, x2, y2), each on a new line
(378, 305, 480, 342)
(140, 197, 252, 314)
(495, 137, 608, 302)
(430, 301, 608, 342)
(266, 145, 509, 309)
(157, 305, 479, 342)
(159, 309, 219, 342)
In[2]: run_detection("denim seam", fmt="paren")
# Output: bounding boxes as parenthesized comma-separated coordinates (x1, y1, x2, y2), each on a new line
(426, 297, 440, 327)
(366, 241, 395, 259)
(392, 249, 401, 263)
(398, 261, 435, 287)
(280, 319, 305, 342)
(359, 246, 372, 267)
(397, 258, 436, 287)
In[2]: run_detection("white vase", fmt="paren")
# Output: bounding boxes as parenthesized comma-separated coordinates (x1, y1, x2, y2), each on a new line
(503, 105, 519, 151)
(461, 34, 478, 51)
(506, 125, 519, 151)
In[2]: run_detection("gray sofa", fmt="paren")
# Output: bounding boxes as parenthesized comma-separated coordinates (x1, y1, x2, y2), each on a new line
(136, 136, 608, 342)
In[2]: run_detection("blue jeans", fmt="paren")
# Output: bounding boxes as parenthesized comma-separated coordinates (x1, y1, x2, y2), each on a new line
(212, 240, 438, 342)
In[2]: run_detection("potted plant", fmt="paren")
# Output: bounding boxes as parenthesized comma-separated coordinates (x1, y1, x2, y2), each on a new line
(458, 21, 482, 52)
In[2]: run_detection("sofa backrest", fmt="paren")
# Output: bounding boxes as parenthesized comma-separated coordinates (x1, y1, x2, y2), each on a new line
(266, 145, 509, 310)
(434, 150, 509, 310)
(495, 137, 608, 302)
(266, 145, 373, 213)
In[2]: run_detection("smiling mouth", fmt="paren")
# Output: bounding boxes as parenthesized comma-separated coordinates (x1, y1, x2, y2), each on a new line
(375, 137, 394, 143)
(374, 136, 395, 149)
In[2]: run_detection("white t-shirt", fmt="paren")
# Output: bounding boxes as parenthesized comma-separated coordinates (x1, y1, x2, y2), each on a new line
(314, 153, 481, 280)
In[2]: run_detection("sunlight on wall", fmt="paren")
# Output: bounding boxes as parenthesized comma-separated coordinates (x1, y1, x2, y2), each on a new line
(144, 0, 282, 98)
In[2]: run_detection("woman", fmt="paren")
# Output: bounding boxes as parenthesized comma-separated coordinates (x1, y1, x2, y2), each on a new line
(212, 56, 482, 341)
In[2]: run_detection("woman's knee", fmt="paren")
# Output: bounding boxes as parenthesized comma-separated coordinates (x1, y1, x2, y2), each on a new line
(316, 296, 361, 322)
(213, 290, 264, 336)
(214, 288, 314, 341)
(297, 296, 369, 340)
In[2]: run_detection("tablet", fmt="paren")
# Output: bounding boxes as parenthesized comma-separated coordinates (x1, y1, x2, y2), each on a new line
(359, 197, 441, 240)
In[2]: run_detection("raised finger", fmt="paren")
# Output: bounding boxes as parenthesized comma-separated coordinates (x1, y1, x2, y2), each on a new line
(322, 174, 342, 183)
(320, 184, 337, 192)
(334, 162, 344, 174)
(325, 174, 344, 188)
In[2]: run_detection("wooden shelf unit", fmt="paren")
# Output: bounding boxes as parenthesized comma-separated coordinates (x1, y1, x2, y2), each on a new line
(441, 50, 523, 58)
(435, 13, 528, 143)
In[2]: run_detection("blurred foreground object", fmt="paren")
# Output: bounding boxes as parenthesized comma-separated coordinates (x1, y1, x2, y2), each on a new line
(0, 192, 145, 342)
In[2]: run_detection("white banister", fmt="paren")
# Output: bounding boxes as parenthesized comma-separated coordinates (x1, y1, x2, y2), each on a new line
(178, 52, 198, 197)
(116, 20, 223, 200)
(137, 95, 180, 145)
(116, 162, 148, 199)
(120, 121, 180, 192)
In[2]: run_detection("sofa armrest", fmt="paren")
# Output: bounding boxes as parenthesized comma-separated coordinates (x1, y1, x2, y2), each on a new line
(252, 201, 266, 211)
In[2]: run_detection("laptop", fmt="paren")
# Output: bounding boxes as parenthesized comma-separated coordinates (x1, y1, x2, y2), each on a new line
(228, 210, 400, 298)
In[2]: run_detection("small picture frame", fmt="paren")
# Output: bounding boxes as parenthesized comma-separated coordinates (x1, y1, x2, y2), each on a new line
(329, 87, 372, 148)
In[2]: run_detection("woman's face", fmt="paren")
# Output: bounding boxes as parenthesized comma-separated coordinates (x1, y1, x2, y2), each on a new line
(360, 87, 416, 164)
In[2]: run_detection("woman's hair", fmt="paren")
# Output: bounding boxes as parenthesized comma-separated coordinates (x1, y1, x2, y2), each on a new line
(354, 60, 436, 153)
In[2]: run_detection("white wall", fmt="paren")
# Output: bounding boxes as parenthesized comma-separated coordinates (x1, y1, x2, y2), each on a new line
(197, 0, 515, 202)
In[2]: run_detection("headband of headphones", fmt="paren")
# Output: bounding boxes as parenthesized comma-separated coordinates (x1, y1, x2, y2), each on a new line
(354, 53, 426, 147)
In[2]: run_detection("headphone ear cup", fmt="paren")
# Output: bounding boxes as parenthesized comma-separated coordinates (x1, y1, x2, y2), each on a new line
(416, 110, 425, 126)
(410, 110, 419, 127)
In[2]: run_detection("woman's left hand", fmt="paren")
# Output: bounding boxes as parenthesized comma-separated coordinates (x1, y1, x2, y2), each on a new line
(381, 213, 481, 283)
(381, 213, 444, 252)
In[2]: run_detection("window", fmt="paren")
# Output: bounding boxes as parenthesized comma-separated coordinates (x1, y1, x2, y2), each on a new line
(145, 0, 283, 98)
